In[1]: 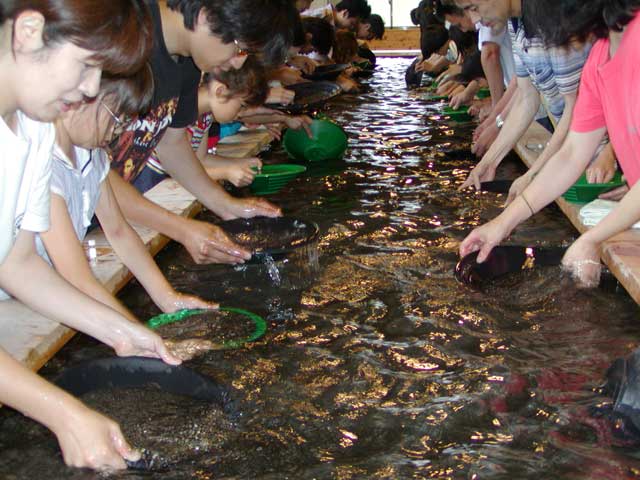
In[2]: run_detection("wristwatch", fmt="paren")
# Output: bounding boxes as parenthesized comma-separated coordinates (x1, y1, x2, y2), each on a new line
(496, 114, 504, 129)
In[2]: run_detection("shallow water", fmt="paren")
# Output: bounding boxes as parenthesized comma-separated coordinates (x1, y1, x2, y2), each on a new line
(3, 58, 640, 479)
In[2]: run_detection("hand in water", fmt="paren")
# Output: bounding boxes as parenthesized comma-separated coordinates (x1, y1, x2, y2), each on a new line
(111, 322, 181, 366)
(182, 219, 251, 264)
(164, 338, 218, 361)
(160, 291, 219, 313)
(459, 217, 510, 263)
(459, 157, 498, 190)
(230, 197, 282, 219)
(472, 123, 499, 158)
(561, 238, 602, 289)
(55, 404, 139, 470)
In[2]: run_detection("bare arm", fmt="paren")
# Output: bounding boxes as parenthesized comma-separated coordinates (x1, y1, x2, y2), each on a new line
(461, 76, 540, 189)
(481, 42, 505, 106)
(108, 170, 250, 264)
(460, 128, 606, 261)
(155, 127, 280, 219)
(40, 193, 137, 322)
(96, 177, 217, 312)
(0, 346, 137, 470)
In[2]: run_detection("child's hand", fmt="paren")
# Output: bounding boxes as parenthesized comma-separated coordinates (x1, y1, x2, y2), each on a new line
(111, 322, 181, 366)
(266, 86, 295, 105)
(55, 403, 140, 471)
(288, 55, 317, 75)
(283, 115, 313, 137)
(225, 164, 259, 188)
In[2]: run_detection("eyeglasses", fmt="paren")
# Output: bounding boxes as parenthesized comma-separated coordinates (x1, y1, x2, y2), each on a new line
(100, 101, 126, 144)
(234, 39, 250, 57)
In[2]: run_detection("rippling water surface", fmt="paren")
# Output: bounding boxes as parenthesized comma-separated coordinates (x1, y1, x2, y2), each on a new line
(3, 58, 640, 479)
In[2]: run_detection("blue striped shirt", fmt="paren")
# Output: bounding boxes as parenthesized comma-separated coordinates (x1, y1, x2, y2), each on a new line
(508, 19, 591, 120)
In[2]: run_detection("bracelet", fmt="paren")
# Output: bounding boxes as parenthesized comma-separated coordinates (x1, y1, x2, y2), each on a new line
(521, 193, 535, 216)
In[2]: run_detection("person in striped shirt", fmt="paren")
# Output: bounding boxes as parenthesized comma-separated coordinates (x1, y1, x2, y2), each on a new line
(457, 0, 616, 197)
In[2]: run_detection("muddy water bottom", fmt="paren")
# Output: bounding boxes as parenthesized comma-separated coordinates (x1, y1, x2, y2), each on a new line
(2, 58, 640, 479)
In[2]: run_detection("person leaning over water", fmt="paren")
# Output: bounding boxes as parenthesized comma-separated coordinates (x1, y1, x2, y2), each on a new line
(456, 0, 617, 200)
(0, 0, 184, 470)
(35, 72, 218, 356)
(459, 0, 640, 288)
(107, 0, 299, 266)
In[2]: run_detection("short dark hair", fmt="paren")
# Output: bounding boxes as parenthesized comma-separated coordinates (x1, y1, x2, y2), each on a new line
(336, 0, 371, 19)
(167, 0, 299, 66)
(101, 65, 155, 117)
(364, 13, 385, 39)
(459, 49, 484, 81)
(420, 24, 449, 58)
(1, 0, 152, 76)
(411, 0, 442, 28)
(302, 16, 336, 56)
(292, 12, 306, 47)
(447, 25, 477, 57)
(205, 56, 268, 107)
(433, 0, 464, 21)
(522, 0, 640, 47)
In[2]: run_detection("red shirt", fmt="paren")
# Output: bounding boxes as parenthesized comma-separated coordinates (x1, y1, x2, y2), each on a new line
(571, 12, 640, 186)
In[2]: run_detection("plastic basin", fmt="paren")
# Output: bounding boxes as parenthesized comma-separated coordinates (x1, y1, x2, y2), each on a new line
(562, 171, 625, 203)
(443, 105, 472, 122)
(250, 164, 307, 195)
(283, 119, 348, 162)
(476, 87, 491, 99)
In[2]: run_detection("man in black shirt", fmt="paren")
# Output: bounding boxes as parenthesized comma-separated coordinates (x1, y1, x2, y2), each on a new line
(109, 0, 299, 264)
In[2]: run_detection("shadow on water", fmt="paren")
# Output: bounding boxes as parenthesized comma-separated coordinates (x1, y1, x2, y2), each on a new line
(3, 58, 640, 479)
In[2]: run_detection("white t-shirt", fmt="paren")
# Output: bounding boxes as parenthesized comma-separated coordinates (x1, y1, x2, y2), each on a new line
(478, 24, 516, 87)
(46, 145, 110, 244)
(0, 144, 109, 301)
(0, 111, 54, 265)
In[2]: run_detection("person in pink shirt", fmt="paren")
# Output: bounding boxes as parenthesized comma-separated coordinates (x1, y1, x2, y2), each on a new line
(459, 0, 640, 288)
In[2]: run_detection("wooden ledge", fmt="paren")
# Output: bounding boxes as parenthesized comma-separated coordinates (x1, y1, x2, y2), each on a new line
(515, 121, 640, 304)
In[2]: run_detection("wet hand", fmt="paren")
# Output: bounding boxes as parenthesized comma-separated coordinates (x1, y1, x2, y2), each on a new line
(471, 124, 499, 158)
(230, 197, 282, 219)
(459, 158, 498, 190)
(55, 404, 139, 471)
(164, 339, 218, 361)
(112, 322, 182, 366)
(161, 291, 219, 313)
(561, 238, 602, 289)
(459, 218, 509, 263)
(506, 172, 533, 206)
(182, 219, 251, 264)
